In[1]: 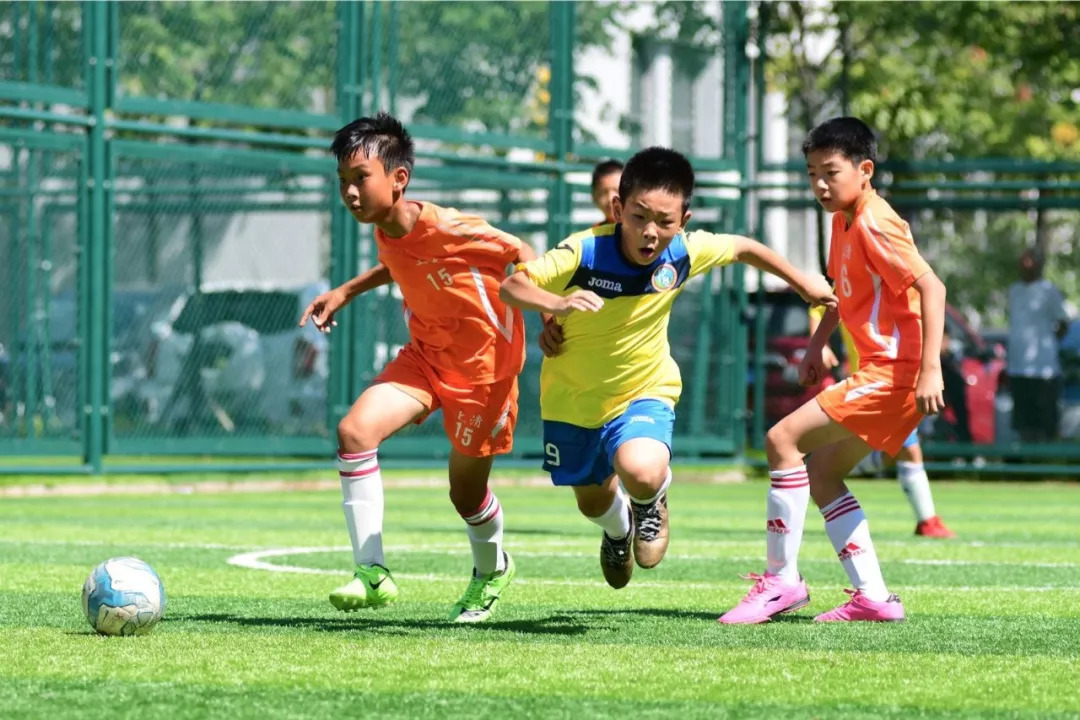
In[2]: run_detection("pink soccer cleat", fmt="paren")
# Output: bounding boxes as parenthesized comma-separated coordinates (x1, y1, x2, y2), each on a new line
(718, 572, 810, 625)
(814, 589, 905, 622)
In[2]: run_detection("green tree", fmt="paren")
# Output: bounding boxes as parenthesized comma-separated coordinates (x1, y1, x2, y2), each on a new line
(393, 1, 619, 140)
(762, 1, 1080, 323)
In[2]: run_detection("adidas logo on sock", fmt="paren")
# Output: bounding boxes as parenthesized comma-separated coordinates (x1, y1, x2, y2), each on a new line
(838, 542, 864, 561)
(766, 518, 790, 534)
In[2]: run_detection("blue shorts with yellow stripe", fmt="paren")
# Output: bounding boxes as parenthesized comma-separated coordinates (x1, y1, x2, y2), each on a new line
(541, 399, 674, 486)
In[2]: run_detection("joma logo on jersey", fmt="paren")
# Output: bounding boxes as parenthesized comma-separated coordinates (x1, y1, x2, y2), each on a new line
(588, 276, 623, 292)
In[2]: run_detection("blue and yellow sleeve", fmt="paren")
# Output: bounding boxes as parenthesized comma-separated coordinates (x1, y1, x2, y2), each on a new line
(685, 230, 738, 278)
(517, 235, 583, 292)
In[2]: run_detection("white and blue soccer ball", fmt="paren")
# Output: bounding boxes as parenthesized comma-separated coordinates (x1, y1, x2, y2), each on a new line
(81, 557, 166, 636)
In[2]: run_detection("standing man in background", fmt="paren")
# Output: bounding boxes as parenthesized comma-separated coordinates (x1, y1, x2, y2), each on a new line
(1007, 248, 1069, 443)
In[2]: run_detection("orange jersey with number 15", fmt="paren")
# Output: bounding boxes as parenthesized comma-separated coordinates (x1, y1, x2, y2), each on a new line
(374, 201, 526, 386)
(828, 191, 932, 387)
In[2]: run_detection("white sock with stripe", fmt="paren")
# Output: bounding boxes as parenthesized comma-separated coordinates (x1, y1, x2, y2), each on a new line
(897, 461, 936, 522)
(590, 488, 632, 540)
(462, 489, 505, 576)
(820, 492, 889, 602)
(766, 466, 810, 583)
(338, 449, 384, 567)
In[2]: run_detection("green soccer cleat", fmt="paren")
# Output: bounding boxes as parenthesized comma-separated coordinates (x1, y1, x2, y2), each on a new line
(448, 552, 516, 624)
(329, 563, 399, 612)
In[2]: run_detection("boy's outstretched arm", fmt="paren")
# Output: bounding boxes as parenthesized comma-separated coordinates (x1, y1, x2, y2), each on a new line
(912, 270, 947, 415)
(732, 236, 837, 310)
(299, 263, 393, 332)
(500, 270, 604, 317)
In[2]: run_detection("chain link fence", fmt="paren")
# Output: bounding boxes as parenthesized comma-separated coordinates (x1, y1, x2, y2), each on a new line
(0, 0, 752, 473)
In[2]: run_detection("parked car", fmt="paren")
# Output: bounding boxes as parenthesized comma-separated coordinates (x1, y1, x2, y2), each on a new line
(745, 291, 1003, 442)
(2, 289, 179, 433)
(743, 291, 832, 428)
(136, 283, 330, 435)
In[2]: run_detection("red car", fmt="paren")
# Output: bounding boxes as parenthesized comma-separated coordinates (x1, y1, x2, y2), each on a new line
(748, 291, 1003, 443)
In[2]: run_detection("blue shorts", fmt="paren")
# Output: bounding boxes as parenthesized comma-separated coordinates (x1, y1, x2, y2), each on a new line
(542, 399, 675, 486)
(902, 428, 919, 449)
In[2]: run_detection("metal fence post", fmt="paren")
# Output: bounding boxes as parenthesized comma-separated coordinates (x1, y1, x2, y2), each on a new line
(82, 0, 110, 472)
(546, 0, 574, 249)
(724, 1, 753, 456)
(329, 0, 362, 433)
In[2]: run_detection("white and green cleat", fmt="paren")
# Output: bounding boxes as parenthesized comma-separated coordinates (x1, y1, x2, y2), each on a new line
(448, 552, 516, 624)
(329, 563, 399, 612)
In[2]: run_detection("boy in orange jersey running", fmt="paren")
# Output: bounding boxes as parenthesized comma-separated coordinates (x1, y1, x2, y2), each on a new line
(721, 117, 948, 624)
(299, 112, 536, 623)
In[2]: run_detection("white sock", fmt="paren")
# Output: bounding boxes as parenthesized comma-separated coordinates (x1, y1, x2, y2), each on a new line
(897, 461, 936, 522)
(766, 466, 810, 583)
(589, 489, 632, 539)
(820, 492, 889, 602)
(462, 489, 505, 576)
(338, 449, 384, 567)
(628, 468, 672, 506)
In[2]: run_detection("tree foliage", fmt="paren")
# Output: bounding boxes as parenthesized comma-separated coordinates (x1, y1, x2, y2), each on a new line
(763, 1, 1080, 324)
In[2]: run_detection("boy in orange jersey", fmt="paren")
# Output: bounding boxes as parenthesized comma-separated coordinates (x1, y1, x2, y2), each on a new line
(721, 117, 948, 624)
(299, 112, 536, 623)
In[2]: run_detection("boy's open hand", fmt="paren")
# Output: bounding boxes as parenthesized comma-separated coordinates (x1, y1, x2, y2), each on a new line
(553, 290, 604, 317)
(299, 287, 349, 333)
(538, 318, 564, 357)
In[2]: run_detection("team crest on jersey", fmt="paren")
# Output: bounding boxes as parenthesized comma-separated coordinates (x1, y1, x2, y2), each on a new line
(650, 263, 678, 292)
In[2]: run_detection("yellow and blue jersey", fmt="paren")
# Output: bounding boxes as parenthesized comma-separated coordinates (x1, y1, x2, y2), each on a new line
(518, 223, 737, 428)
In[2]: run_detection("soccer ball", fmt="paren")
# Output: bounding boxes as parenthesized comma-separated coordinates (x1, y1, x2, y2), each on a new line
(81, 557, 166, 636)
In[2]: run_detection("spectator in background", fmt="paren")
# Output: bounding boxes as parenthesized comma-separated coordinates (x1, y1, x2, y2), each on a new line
(940, 327, 973, 443)
(1007, 248, 1069, 442)
(590, 159, 623, 226)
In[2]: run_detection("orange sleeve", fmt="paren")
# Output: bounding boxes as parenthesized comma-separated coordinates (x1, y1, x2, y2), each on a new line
(439, 208, 523, 265)
(857, 208, 931, 295)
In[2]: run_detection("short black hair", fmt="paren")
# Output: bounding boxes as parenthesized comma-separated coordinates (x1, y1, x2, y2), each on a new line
(802, 116, 878, 165)
(590, 159, 624, 192)
(618, 147, 694, 213)
(331, 111, 415, 175)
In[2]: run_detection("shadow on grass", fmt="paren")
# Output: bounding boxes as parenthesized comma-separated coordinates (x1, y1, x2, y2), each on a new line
(173, 612, 595, 637)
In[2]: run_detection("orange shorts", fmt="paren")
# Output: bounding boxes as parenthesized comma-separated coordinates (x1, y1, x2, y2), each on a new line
(374, 344, 518, 457)
(816, 366, 922, 457)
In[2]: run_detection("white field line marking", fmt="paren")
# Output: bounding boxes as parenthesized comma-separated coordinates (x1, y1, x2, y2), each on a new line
(8, 536, 1080, 552)
(0, 538, 260, 551)
(224, 546, 1080, 592)
(7, 538, 1078, 568)
(903, 558, 1079, 569)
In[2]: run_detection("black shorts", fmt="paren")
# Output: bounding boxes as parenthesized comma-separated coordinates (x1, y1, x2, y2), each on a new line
(1009, 375, 1062, 439)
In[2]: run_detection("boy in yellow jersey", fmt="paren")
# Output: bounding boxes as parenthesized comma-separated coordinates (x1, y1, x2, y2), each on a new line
(808, 306, 955, 538)
(500, 147, 835, 588)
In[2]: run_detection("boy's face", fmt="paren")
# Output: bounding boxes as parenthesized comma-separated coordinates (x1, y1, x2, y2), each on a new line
(613, 188, 690, 266)
(806, 150, 873, 214)
(591, 171, 621, 223)
(337, 152, 408, 223)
